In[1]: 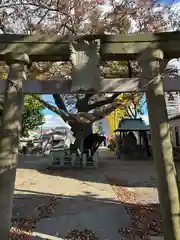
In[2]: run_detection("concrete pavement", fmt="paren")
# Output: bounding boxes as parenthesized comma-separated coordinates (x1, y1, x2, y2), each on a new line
(14, 154, 131, 240)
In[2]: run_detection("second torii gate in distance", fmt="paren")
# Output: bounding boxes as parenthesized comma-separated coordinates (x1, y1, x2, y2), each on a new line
(0, 32, 180, 239)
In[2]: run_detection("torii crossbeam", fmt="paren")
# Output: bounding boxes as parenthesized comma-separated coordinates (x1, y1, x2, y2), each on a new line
(0, 31, 180, 61)
(0, 75, 180, 93)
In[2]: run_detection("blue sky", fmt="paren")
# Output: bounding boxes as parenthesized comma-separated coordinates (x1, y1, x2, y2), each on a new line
(158, 0, 179, 3)
(41, 95, 69, 128)
(42, 95, 55, 115)
(142, 102, 148, 124)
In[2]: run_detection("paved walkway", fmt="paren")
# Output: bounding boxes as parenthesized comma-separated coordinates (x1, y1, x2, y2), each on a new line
(13, 153, 130, 240)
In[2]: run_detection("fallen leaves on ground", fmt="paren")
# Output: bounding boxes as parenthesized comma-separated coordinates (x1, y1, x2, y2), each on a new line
(64, 229, 99, 240)
(107, 177, 136, 204)
(120, 205, 163, 239)
(33, 197, 57, 219)
(9, 218, 35, 240)
(10, 197, 57, 240)
(107, 177, 163, 240)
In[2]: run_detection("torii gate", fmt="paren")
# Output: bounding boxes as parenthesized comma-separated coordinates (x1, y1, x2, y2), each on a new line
(0, 32, 180, 239)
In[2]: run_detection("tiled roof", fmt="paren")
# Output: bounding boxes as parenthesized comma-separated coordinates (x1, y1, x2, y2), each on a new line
(114, 118, 150, 132)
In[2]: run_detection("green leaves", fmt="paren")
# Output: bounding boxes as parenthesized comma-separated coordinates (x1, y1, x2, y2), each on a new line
(0, 94, 45, 136)
(22, 95, 45, 137)
(24, 95, 44, 110)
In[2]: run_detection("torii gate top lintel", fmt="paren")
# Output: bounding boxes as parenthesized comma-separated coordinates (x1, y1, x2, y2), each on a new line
(0, 31, 180, 94)
(0, 31, 180, 61)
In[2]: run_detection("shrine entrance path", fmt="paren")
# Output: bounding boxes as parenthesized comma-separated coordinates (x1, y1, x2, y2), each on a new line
(13, 149, 175, 239)
(13, 151, 130, 240)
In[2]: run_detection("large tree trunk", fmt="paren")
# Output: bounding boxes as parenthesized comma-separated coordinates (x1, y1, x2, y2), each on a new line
(0, 53, 29, 239)
(70, 122, 93, 152)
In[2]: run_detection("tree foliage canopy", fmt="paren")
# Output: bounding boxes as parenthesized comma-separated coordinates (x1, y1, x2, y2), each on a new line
(22, 95, 45, 137)
(0, 95, 45, 137)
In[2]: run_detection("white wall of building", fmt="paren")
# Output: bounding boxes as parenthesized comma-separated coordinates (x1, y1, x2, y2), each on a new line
(169, 118, 180, 147)
(165, 92, 180, 118)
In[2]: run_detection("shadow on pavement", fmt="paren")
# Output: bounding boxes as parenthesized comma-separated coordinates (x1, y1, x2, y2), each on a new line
(17, 154, 160, 188)
(12, 189, 128, 240)
(11, 189, 163, 240)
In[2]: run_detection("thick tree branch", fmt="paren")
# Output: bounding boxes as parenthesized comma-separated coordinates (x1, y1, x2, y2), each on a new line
(34, 96, 93, 124)
(134, 104, 137, 118)
(53, 94, 68, 112)
(71, 113, 94, 123)
(125, 108, 132, 118)
(85, 101, 122, 122)
(75, 93, 95, 112)
(0, 100, 3, 109)
(76, 98, 89, 112)
(93, 101, 122, 116)
(127, 106, 135, 118)
(127, 61, 132, 78)
(73, 102, 121, 123)
(88, 93, 120, 110)
(33, 95, 69, 121)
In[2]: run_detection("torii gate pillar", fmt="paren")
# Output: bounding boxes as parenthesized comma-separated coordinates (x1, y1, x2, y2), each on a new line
(138, 49, 180, 240)
(0, 52, 30, 239)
